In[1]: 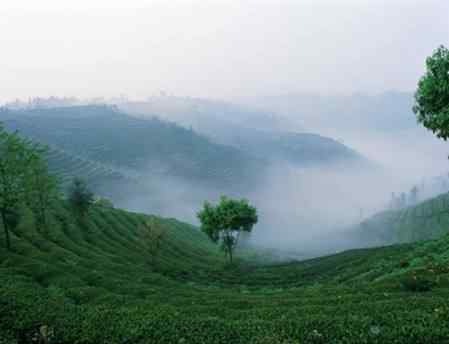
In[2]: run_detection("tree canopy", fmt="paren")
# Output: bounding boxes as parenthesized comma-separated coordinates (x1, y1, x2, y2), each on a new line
(197, 196, 258, 263)
(139, 217, 166, 265)
(68, 178, 94, 220)
(0, 126, 57, 249)
(413, 45, 449, 140)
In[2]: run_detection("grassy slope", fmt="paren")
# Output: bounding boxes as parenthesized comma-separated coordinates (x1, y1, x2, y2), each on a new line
(1, 203, 449, 343)
(358, 192, 449, 245)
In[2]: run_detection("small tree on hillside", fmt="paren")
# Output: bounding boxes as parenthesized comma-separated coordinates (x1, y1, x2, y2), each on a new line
(197, 196, 258, 264)
(68, 178, 94, 220)
(26, 149, 59, 232)
(139, 218, 166, 265)
(413, 45, 449, 140)
(0, 128, 40, 249)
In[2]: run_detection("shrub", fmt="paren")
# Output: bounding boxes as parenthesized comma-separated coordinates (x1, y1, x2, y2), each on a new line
(399, 259, 410, 268)
(400, 274, 434, 292)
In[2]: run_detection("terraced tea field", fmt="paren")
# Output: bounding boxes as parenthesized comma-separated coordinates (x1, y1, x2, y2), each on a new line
(2, 202, 449, 343)
(0, 105, 263, 189)
(359, 191, 449, 245)
(45, 147, 129, 188)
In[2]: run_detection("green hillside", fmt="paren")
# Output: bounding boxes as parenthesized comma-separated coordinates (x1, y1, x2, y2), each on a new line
(45, 146, 128, 187)
(226, 130, 364, 166)
(2, 201, 449, 343)
(121, 99, 365, 166)
(1, 104, 449, 343)
(42, 146, 148, 205)
(357, 192, 449, 246)
(0, 105, 262, 189)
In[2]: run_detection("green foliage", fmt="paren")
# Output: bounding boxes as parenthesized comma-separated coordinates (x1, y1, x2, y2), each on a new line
(25, 148, 59, 232)
(0, 126, 56, 249)
(198, 196, 258, 263)
(413, 45, 449, 140)
(1, 204, 449, 342)
(67, 178, 94, 220)
(401, 274, 434, 292)
(139, 217, 166, 265)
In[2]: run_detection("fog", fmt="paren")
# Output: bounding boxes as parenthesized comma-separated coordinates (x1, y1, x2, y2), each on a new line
(113, 155, 414, 257)
(107, 91, 449, 257)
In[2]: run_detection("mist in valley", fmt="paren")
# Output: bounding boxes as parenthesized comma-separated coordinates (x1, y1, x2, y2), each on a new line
(1, 0, 449, 259)
(111, 117, 445, 258)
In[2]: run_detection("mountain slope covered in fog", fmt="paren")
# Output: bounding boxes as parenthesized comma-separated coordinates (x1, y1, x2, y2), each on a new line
(0, 104, 372, 227)
(354, 191, 449, 246)
(120, 97, 365, 166)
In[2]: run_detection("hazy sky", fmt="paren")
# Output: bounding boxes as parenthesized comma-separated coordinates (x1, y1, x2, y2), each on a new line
(1, 0, 448, 101)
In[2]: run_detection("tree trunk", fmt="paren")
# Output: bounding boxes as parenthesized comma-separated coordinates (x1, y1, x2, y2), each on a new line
(1, 209, 10, 250)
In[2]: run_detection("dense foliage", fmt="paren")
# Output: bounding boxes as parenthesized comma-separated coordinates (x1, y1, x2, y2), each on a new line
(414, 45, 449, 140)
(68, 178, 94, 220)
(139, 217, 166, 265)
(198, 196, 258, 263)
(0, 127, 57, 249)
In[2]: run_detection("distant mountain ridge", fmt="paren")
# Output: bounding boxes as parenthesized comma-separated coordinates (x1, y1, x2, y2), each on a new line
(0, 105, 263, 189)
(119, 97, 365, 166)
(0, 104, 370, 223)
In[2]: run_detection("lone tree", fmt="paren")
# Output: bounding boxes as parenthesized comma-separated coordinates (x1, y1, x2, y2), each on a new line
(25, 149, 58, 232)
(413, 45, 449, 140)
(68, 178, 94, 220)
(197, 196, 258, 264)
(139, 217, 166, 265)
(0, 128, 45, 249)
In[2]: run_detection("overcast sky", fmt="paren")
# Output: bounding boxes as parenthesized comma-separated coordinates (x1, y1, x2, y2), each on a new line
(0, 0, 448, 102)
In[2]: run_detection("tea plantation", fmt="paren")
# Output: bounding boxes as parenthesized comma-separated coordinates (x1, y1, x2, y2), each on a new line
(358, 191, 449, 245)
(0, 105, 263, 190)
(1, 200, 449, 343)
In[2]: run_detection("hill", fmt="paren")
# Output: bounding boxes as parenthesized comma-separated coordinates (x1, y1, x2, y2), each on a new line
(353, 191, 449, 246)
(0, 104, 371, 229)
(0, 105, 263, 190)
(1, 202, 449, 343)
(120, 98, 365, 166)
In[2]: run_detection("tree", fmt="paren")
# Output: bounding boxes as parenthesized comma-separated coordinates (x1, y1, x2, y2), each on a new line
(25, 149, 59, 232)
(68, 178, 94, 220)
(139, 218, 166, 265)
(197, 196, 258, 264)
(0, 128, 40, 249)
(413, 45, 449, 140)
